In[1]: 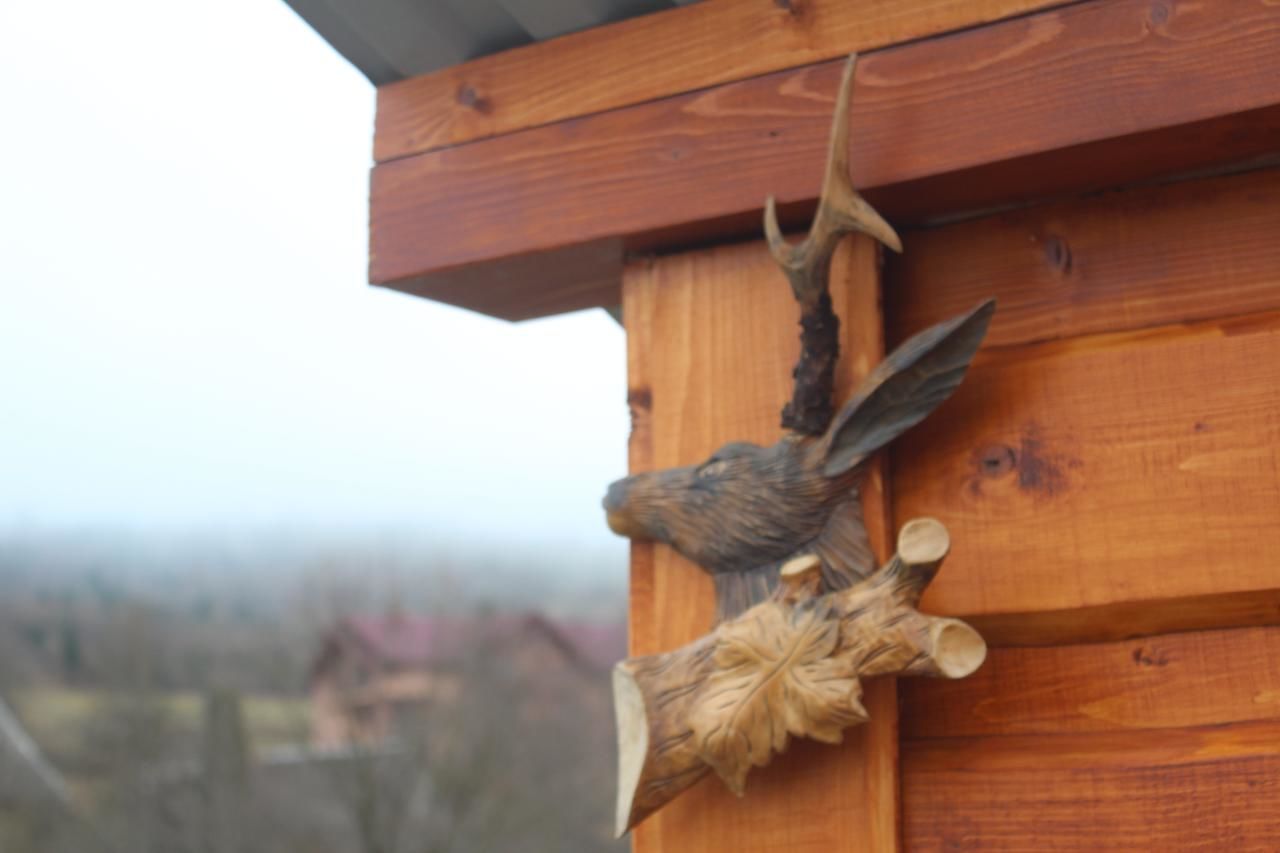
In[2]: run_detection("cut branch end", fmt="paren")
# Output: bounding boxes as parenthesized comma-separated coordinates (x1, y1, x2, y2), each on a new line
(612, 663, 649, 838)
(892, 517, 951, 603)
(926, 617, 987, 678)
(898, 517, 950, 566)
(780, 553, 823, 601)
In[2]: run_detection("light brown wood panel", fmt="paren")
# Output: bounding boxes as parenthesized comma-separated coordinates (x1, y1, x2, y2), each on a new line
(370, 0, 1280, 320)
(889, 167, 1280, 349)
(901, 626, 1280, 739)
(624, 234, 901, 851)
(891, 312, 1280, 645)
(903, 720, 1280, 851)
(374, 0, 1065, 161)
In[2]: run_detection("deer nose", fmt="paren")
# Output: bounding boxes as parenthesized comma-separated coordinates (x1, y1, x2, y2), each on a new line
(603, 478, 630, 513)
(604, 478, 651, 538)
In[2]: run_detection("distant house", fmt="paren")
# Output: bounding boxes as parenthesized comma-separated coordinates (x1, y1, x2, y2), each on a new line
(308, 612, 626, 747)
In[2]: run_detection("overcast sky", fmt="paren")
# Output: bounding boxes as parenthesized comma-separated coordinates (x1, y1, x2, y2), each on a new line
(0, 1, 630, 558)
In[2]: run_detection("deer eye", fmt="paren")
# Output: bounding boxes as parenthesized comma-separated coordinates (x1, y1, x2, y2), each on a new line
(697, 460, 728, 479)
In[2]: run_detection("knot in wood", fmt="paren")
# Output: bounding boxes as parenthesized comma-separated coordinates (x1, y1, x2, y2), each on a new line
(1042, 235, 1072, 273)
(975, 443, 1017, 477)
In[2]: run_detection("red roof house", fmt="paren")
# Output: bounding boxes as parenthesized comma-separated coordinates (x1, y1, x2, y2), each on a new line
(308, 612, 625, 747)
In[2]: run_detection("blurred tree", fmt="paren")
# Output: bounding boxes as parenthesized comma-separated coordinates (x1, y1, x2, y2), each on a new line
(321, 612, 622, 853)
(59, 622, 81, 681)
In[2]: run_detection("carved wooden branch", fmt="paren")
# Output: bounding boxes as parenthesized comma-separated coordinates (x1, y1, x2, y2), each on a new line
(765, 54, 903, 436)
(612, 518, 984, 836)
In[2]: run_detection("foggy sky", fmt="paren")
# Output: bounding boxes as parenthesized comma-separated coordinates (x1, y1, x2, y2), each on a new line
(0, 1, 631, 562)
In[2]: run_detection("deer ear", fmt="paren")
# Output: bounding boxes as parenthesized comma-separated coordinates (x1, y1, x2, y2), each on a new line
(821, 299, 996, 478)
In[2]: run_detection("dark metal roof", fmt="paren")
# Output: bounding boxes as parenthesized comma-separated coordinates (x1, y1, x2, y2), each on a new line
(284, 0, 703, 86)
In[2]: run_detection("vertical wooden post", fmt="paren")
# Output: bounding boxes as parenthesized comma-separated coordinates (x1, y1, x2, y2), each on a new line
(623, 234, 898, 851)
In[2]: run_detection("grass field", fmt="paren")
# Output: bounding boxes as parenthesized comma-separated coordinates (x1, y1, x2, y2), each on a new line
(9, 685, 310, 763)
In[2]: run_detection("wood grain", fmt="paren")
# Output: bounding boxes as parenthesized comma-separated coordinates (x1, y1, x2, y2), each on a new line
(901, 626, 1280, 846)
(903, 720, 1280, 851)
(892, 312, 1280, 645)
(370, 0, 1280, 320)
(901, 626, 1280, 739)
(373, 0, 1066, 162)
(889, 167, 1280, 349)
(624, 234, 902, 850)
(865, 103, 1280, 226)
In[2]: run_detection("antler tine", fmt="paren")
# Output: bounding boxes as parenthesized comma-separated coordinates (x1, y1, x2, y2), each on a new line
(767, 54, 902, 436)
(765, 54, 902, 308)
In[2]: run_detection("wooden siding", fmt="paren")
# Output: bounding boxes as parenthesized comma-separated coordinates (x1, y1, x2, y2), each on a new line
(889, 168, 1280, 350)
(370, 0, 1280, 320)
(373, 0, 1068, 161)
(377, 1, 1280, 846)
(885, 155, 1280, 848)
(620, 160, 1280, 847)
(901, 628, 1280, 850)
(887, 166, 1280, 645)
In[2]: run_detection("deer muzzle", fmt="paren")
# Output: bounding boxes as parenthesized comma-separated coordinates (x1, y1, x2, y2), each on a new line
(604, 478, 639, 537)
(603, 472, 686, 542)
(603, 476, 652, 539)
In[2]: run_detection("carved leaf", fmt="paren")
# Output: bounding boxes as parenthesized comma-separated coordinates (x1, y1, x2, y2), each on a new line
(689, 601, 868, 795)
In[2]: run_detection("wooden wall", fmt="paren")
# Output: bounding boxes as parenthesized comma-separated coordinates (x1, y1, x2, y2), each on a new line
(900, 629, 1280, 849)
(886, 166, 1280, 849)
(621, 164, 1280, 850)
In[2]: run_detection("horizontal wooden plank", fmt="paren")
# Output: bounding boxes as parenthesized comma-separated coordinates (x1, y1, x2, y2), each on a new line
(903, 721, 1280, 851)
(901, 626, 1280, 739)
(370, 0, 1280, 320)
(375, 237, 623, 322)
(374, 0, 1066, 161)
(889, 166, 1280, 349)
(892, 312, 1280, 645)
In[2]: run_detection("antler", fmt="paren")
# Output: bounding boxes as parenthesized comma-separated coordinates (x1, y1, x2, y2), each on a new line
(766, 54, 903, 436)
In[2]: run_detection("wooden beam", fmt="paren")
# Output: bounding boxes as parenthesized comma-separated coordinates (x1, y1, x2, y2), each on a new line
(624, 234, 901, 851)
(903, 721, 1280, 851)
(373, 0, 1067, 161)
(892, 311, 1280, 646)
(369, 0, 1280, 320)
(888, 167, 1280, 350)
(901, 626, 1280, 738)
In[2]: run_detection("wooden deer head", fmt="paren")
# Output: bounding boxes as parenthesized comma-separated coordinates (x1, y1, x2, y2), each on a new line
(603, 55, 995, 834)
(603, 56, 995, 622)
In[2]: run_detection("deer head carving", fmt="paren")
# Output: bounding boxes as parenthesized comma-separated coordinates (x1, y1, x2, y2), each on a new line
(602, 56, 995, 622)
